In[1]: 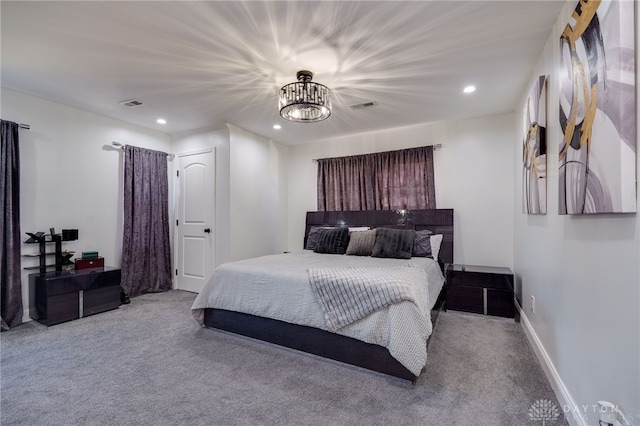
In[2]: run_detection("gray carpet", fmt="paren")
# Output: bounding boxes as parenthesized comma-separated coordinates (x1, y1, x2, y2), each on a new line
(1, 290, 567, 425)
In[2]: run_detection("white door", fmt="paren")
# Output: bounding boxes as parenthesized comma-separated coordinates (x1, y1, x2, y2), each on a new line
(176, 149, 215, 293)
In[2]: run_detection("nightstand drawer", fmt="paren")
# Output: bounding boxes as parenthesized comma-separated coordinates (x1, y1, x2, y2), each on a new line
(447, 268, 513, 291)
(447, 286, 483, 314)
(486, 288, 515, 317)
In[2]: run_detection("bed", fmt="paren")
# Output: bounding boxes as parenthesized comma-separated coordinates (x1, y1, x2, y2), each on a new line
(192, 209, 454, 382)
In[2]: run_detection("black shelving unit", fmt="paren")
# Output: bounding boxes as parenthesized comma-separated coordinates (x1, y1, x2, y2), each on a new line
(23, 230, 77, 273)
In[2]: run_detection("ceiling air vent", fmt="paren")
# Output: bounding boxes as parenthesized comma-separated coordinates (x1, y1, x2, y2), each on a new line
(119, 99, 144, 108)
(349, 101, 377, 110)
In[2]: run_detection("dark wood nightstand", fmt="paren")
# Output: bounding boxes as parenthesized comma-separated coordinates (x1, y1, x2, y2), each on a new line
(29, 267, 122, 326)
(446, 264, 515, 319)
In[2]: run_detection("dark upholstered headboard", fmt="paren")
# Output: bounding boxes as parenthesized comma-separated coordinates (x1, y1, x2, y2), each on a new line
(304, 209, 454, 265)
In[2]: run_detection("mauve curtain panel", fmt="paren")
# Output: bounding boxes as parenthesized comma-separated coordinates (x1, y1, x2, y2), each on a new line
(121, 145, 172, 298)
(317, 145, 436, 211)
(1, 120, 23, 331)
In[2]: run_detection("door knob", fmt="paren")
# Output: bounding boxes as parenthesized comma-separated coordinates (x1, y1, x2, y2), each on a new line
(204, 228, 211, 233)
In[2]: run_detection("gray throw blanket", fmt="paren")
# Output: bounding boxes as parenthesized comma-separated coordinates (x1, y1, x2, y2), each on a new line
(308, 265, 429, 331)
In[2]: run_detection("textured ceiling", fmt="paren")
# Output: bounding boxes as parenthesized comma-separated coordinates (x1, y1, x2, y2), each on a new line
(1, 1, 564, 145)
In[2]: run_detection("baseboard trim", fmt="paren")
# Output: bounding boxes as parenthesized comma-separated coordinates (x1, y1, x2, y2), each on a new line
(22, 308, 31, 324)
(517, 303, 587, 426)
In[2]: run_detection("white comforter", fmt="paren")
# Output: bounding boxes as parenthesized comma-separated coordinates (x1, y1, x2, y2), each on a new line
(191, 251, 445, 376)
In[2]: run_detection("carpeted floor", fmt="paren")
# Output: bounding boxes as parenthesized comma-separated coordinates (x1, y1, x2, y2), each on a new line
(1, 290, 567, 425)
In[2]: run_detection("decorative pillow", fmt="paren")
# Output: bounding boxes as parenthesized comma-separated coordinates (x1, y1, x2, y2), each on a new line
(371, 228, 416, 259)
(305, 226, 330, 250)
(412, 229, 434, 257)
(430, 234, 444, 262)
(314, 227, 350, 254)
(345, 229, 377, 256)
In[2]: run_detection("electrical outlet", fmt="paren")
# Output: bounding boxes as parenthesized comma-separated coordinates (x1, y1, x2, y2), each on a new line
(598, 401, 630, 426)
(617, 407, 631, 426)
(531, 295, 535, 314)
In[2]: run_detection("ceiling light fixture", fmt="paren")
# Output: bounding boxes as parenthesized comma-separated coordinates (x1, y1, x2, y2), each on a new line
(273, 124, 281, 130)
(279, 70, 331, 123)
(157, 118, 167, 124)
(463, 85, 476, 94)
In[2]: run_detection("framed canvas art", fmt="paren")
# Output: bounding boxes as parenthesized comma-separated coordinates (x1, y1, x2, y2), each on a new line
(523, 75, 548, 214)
(559, 0, 636, 214)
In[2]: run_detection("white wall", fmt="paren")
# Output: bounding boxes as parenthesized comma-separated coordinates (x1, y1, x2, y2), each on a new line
(172, 128, 231, 267)
(514, 2, 640, 424)
(229, 124, 288, 261)
(286, 113, 515, 268)
(4, 82, 289, 323)
(1, 88, 172, 322)
(173, 124, 289, 266)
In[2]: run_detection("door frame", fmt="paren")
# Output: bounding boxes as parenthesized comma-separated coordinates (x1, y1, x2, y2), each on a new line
(173, 147, 216, 292)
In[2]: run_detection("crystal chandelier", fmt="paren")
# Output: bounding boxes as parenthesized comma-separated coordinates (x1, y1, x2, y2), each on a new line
(279, 70, 332, 123)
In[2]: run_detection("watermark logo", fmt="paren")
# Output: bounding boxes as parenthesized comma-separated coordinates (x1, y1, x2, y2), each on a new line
(529, 399, 561, 425)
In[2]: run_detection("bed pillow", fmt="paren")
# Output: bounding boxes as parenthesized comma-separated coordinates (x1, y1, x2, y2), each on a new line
(345, 229, 377, 256)
(430, 234, 444, 262)
(371, 228, 416, 259)
(412, 229, 434, 257)
(314, 227, 350, 254)
(305, 226, 369, 250)
(305, 226, 331, 250)
(348, 226, 370, 233)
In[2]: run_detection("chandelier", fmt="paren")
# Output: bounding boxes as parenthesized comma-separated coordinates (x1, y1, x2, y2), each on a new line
(279, 70, 332, 123)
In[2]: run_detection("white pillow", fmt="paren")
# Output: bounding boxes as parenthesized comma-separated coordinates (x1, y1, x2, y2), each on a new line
(430, 234, 444, 262)
(348, 226, 370, 233)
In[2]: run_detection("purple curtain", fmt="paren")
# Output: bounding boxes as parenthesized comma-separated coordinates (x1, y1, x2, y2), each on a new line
(317, 145, 436, 211)
(121, 145, 172, 298)
(1, 120, 23, 331)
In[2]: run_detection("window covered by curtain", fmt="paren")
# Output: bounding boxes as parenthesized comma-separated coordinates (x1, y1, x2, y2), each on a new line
(317, 145, 436, 211)
(1, 120, 23, 331)
(121, 145, 172, 298)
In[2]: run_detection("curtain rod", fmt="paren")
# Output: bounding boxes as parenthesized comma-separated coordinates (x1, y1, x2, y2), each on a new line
(111, 141, 175, 159)
(311, 143, 443, 163)
(19, 123, 30, 129)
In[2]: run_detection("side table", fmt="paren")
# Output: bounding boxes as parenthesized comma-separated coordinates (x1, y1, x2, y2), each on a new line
(446, 264, 515, 319)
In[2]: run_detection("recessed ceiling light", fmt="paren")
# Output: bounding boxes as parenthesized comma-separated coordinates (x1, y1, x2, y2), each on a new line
(463, 86, 476, 94)
(157, 118, 167, 124)
(273, 124, 282, 130)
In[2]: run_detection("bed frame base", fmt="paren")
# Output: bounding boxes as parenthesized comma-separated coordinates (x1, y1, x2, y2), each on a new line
(204, 295, 444, 383)
(205, 308, 419, 382)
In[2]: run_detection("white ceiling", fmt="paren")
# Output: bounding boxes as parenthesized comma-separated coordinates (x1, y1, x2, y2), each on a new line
(1, 1, 564, 145)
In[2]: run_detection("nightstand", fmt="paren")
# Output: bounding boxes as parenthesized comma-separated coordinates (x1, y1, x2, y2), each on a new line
(29, 267, 122, 326)
(446, 264, 515, 319)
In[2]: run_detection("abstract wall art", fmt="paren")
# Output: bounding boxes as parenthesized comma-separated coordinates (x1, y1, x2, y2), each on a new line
(559, 0, 636, 214)
(523, 75, 548, 214)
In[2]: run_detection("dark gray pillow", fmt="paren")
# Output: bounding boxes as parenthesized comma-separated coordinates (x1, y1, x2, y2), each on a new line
(412, 229, 434, 257)
(305, 226, 328, 250)
(371, 228, 416, 259)
(346, 229, 377, 256)
(314, 227, 350, 254)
